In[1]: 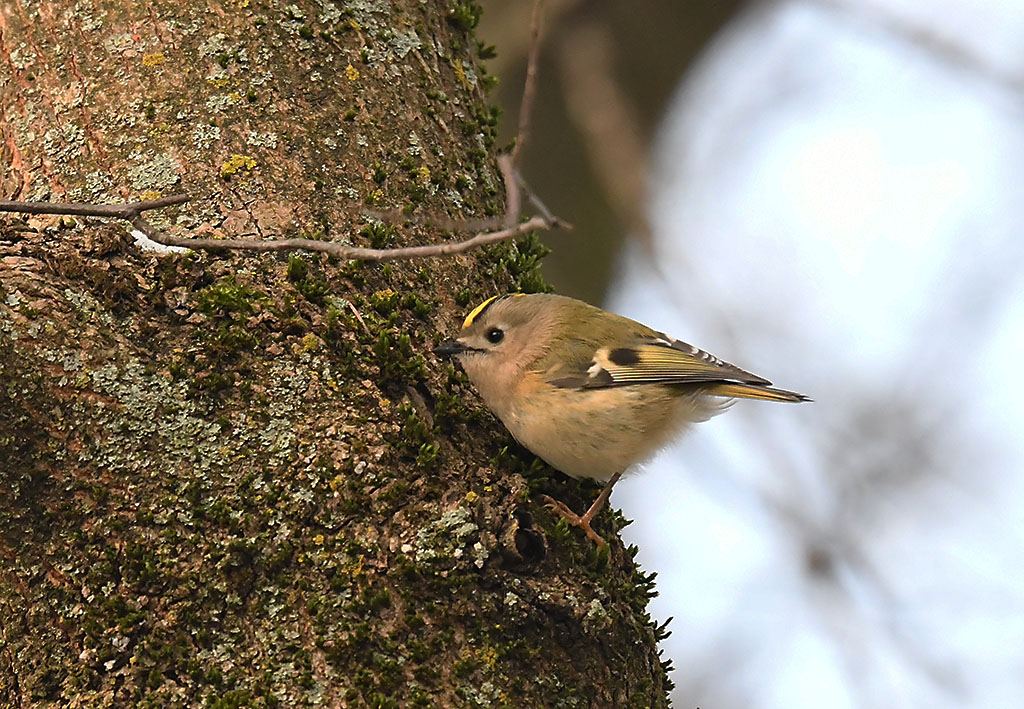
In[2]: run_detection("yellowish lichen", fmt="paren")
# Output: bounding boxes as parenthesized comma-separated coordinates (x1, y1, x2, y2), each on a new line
(219, 154, 257, 179)
(345, 64, 360, 81)
(142, 53, 166, 67)
(479, 645, 498, 669)
(453, 61, 470, 89)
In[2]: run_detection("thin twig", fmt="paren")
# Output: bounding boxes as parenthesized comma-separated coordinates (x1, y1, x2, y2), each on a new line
(558, 22, 650, 243)
(127, 213, 555, 261)
(509, 0, 545, 167)
(346, 300, 371, 335)
(0, 194, 189, 219)
(516, 171, 566, 228)
(497, 155, 520, 229)
(0, 195, 563, 261)
(362, 208, 503, 233)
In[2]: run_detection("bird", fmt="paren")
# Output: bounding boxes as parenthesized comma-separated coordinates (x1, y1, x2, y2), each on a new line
(434, 293, 809, 547)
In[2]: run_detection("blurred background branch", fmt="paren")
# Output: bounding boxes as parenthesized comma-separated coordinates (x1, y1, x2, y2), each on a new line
(479, 1, 1024, 707)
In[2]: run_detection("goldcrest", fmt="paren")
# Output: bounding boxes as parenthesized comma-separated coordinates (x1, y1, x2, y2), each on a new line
(434, 293, 808, 547)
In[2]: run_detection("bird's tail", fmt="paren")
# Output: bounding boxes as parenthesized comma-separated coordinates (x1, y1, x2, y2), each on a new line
(703, 382, 811, 403)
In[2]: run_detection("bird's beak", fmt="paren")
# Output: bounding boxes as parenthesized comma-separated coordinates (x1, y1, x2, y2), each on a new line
(433, 339, 468, 357)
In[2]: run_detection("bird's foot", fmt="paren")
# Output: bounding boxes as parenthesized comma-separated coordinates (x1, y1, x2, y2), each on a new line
(540, 471, 623, 548)
(539, 494, 609, 548)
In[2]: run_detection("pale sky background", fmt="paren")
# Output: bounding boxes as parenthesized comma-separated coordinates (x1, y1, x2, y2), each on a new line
(608, 0, 1024, 707)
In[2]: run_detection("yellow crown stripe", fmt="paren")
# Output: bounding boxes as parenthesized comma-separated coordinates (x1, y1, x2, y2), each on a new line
(462, 295, 500, 328)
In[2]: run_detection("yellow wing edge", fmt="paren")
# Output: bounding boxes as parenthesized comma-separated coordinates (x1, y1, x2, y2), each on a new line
(702, 383, 810, 403)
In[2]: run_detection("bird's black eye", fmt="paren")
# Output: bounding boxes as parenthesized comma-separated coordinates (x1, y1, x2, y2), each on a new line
(486, 327, 504, 344)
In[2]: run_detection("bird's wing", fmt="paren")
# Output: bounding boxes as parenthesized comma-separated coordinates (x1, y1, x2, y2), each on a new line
(545, 333, 771, 389)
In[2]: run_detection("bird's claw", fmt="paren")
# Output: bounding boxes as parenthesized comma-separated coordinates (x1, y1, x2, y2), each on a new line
(539, 494, 608, 548)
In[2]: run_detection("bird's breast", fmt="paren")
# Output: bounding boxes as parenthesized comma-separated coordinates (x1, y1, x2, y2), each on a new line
(499, 379, 697, 481)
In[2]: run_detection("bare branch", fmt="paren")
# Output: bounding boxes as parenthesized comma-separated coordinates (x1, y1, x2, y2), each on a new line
(0, 192, 563, 262)
(128, 213, 555, 261)
(509, 0, 545, 167)
(0, 194, 190, 220)
(497, 154, 520, 228)
(558, 22, 651, 243)
(516, 170, 566, 229)
(361, 209, 504, 233)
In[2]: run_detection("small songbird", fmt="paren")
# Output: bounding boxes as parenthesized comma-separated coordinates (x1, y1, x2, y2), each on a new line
(434, 293, 809, 547)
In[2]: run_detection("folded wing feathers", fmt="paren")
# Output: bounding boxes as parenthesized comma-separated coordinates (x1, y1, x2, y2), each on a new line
(569, 334, 775, 389)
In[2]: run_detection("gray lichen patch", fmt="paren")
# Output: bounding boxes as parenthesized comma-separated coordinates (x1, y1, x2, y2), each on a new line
(191, 124, 222, 150)
(390, 29, 421, 59)
(414, 504, 479, 563)
(10, 43, 38, 70)
(342, 0, 393, 35)
(197, 32, 231, 57)
(103, 32, 136, 54)
(43, 123, 86, 162)
(127, 152, 182, 191)
(65, 170, 116, 202)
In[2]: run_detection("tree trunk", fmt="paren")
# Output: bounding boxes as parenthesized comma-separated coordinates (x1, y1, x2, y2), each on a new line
(0, 1, 671, 706)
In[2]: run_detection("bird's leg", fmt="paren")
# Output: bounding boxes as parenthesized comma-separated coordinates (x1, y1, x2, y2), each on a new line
(541, 470, 623, 548)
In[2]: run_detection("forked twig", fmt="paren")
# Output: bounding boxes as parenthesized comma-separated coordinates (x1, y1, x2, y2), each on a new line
(0, 194, 563, 261)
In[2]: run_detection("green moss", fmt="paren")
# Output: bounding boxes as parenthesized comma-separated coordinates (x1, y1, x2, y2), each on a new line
(204, 689, 254, 709)
(372, 330, 426, 384)
(415, 443, 439, 469)
(360, 222, 397, 249)
(475, 234, 552, 294)
(399, 402, 430, 443)
(477, 42, 497, 61)
(196, 276, 265, 317)
(448, 2, 482, 32)
(401, 293, 432, 319)
(286, 256, 331, 303)
(357, 587, 390, 612)
(286, 255, 309, 282)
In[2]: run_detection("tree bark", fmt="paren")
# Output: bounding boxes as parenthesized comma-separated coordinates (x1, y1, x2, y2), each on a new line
(0, 1, 671, 706)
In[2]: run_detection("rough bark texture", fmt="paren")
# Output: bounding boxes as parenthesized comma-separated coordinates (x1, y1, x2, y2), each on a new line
(0, 1, 671, 706)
